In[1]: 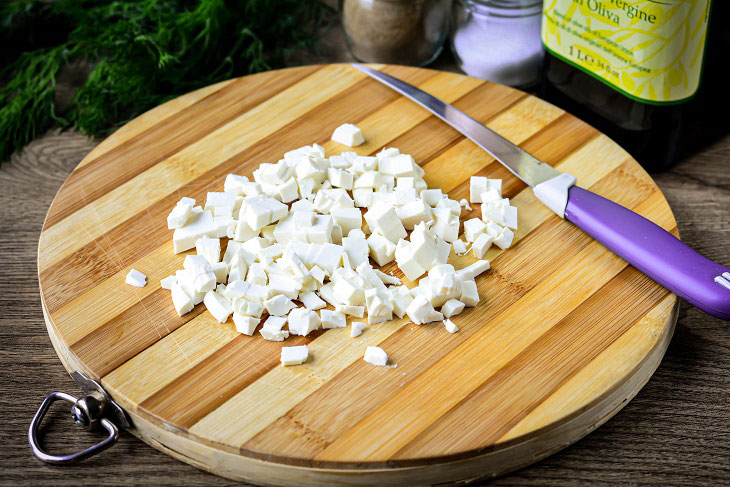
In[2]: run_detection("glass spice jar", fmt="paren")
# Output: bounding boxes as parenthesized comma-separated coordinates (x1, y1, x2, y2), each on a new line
(450, 0, 543, 87)
(341, 0, 452, 66)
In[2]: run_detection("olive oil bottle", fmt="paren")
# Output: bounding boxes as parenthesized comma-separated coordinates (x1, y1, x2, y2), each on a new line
(539, 0, 723, 171)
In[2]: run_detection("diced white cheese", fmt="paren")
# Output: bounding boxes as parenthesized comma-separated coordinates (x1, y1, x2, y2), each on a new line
(472, 232, 493, 258)
(336, 304, 365, 318)
(331, 123, 365, 147)
(406, 294, 444, 325)
(171, 282, 194, 316)
(463, 218, 487, 242)
(160, 275, 177, 290)
(173, 209, 217, 253)
(456, 260, 491, 281)
(125, 269, 146, 288)
(364, 203, 407, 243)
(263, 315, 287, 330)
(281, 345, 308, 366)
(364, 346, 388, 366)
(493, 226, 515, 249)
(453, 239, 468, 256)
(459, 279, 480, 307)
(469, 176, 489, 203)
(420, 188, 443, 206)
(233, 313, 259, 335)
(196, 236, 221, 265)
(367, 231, 396, 266)
(459, 199, 472, 211)
(443, 319, 459, 333)
(259, 328, 289, 341)
(321, 309, 347, 329)
(167, 201, 194, 229)
(203, 290, 233, 323)
(264, 294, 296, 316)
(288, 308, 321, 336)
(351, 321, 367, 337)
(441, 299, 465, 318)
(299, 291, 326, 310)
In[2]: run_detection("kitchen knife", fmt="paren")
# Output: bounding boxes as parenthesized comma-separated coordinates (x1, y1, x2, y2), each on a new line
(352, 64, 730, 320)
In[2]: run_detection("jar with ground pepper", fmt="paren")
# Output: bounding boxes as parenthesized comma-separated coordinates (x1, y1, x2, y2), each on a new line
(341, 0, 452, 66)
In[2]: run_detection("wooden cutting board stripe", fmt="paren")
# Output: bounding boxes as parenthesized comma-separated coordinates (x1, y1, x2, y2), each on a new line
(37, 66, 463, 273)
(38, 68, 486, 308)
(43, 67, 320, 229)
(38, 65, 679, 476)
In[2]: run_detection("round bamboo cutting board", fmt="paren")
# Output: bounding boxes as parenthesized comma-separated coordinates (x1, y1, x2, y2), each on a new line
(38, 64, 679, 485)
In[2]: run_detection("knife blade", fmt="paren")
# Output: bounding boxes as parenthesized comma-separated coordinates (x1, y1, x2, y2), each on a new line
(351, 63, 559, 187)
(352, 63, 730, 320)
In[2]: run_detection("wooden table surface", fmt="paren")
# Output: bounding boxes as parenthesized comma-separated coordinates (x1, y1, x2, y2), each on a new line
(1, 28, 729, 487)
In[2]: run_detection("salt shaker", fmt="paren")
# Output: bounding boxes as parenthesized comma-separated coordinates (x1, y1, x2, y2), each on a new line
(341, 0, 452, 66)
(451, 0, 544, 87)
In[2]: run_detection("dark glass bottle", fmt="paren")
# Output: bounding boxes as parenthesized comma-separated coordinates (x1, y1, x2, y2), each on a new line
(539, 2, 728, 172)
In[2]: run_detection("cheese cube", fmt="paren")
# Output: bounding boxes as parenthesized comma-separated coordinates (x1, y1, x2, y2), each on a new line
(367, 232, 396, 266)
(175, 269, 205, 305)
(171, 282, 194, 316)
(378, 154, 418, 177)
(352, 155, 377, 173)
(205, 191, 237, 214)
(335, 304, 365, 318)
(351, 322, 367, 337)
(259, 328, 289, 341)
(441, 299, 465, 318)
(463, 218, 487, 242)
(264, 294, 296, 316)
(167, 201, 193, 229)
(233, 218, 258, 242)
(395, 240, 426, 281)
(160, 275, 177, 290)
(261, 316, 286, 332)
(313, 243, 344, 275)
(288, 308, 321, 336)
(278, 178, 300, 203)
(321, 310, 347, 329)
(309, 265, 326, 285)
(352, 188, 373, 207)
(364, 346, 388, 366)
(342, 234, 369, 267)
(443, 319, 459, 333)
(203, 290, 233, 323)
(420, 188, 443, 206)
(459, 199, 472, 211)
(224, 174, 249, 194)
(211, 262, 228, 283)
(493, 226, 515, 249)
(331, 123, 365, 147)
(459, 279, 480, 307)
(364, 203, 407, 243)
(300, 291, 326, 310)
(125, 269, 147, 287)
(196, 236, 221, 265)
(502, 205, 518, 230)
(437, 198, 462, 216)
(328, 168, 354, 189)
(246, 262, 268, 285)
(470, 176, 489, 203)
(453, 239, 468, 256)
(365, 289, 394, 324)
(281, 345, 308, 366)
(456, 260, 491, 281)
(233, 313, 259, 335)
(332, 208, 362, 236)
(431, 208, 460, 243)
(406, 294, 444, 325)
(173, 210, 217, 253)
(472, 233, 493, 258)
(486, 221, 504, 239)
(395, 200, 432, 230)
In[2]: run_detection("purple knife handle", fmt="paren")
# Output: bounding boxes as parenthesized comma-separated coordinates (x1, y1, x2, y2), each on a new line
(565, 186, 730, 320)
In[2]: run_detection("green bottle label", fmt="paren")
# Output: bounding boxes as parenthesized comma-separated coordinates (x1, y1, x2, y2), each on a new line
(542, 0, 711, 105)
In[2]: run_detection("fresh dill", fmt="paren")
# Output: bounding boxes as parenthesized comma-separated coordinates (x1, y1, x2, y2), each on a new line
(0, 0, 333, 161)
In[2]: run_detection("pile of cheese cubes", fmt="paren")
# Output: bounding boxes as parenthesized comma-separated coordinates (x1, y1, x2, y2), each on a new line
(160, 124, 518, 366)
